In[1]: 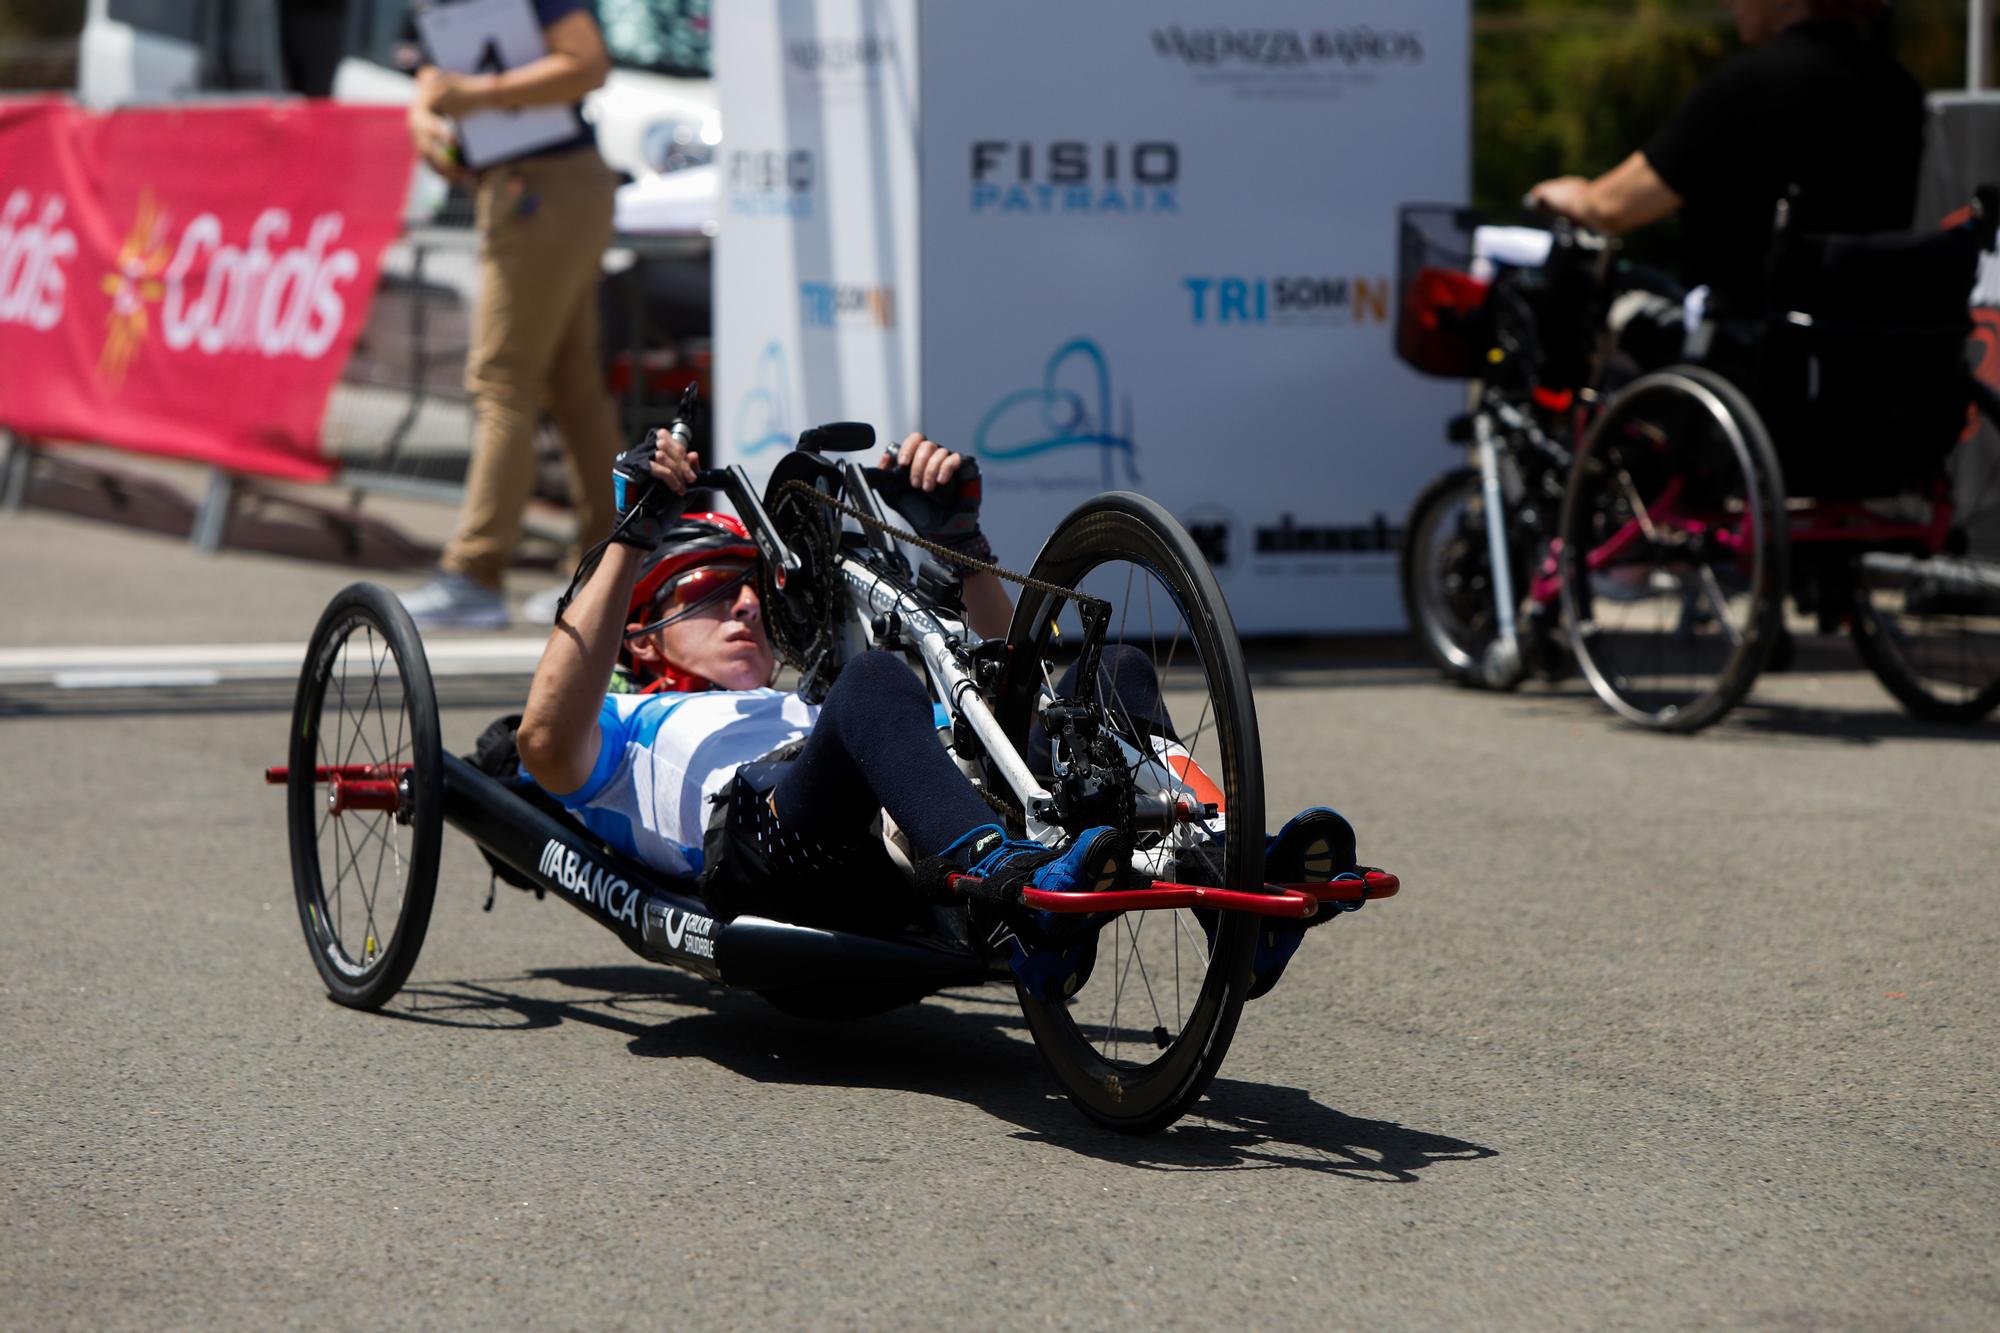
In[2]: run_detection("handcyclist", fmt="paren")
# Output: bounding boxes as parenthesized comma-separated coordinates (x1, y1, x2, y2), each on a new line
(511, 425, 1355, 996)
(1524, 0, 1923, 364)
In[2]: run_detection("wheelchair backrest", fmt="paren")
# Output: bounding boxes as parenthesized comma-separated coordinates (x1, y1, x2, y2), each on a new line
(1755, 190, 1992, 497)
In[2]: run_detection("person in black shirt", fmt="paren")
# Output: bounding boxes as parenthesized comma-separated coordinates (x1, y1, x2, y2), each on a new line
(1527, 0, 1925, 320)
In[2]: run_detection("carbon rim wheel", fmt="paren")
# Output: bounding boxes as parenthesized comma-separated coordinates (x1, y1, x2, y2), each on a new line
(1402, 466, 1506, 683)
(287, 583, 443, 1009)
(997, 493, 1264, 1133)
(1559, 367, 1788, 733)
(1850, 550, 2000, 722)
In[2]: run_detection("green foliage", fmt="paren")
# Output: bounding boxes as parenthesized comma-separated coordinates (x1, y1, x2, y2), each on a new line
(1472, 1, 1981, 219)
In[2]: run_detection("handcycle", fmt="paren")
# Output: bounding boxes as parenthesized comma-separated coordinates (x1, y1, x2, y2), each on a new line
(1395, 203, 1617, 690)
(1398, 190, 2000, 732)
(265, 402, 1402, 1133)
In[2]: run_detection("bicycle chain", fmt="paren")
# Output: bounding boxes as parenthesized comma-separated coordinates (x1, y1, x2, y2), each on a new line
(774, 479, 1101, 607)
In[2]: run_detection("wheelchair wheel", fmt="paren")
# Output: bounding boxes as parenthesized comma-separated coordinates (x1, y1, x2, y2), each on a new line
(286, 583, 444, 1009)
(1849, 551, 2000, 722)
(1558, 367, 1788, 733)
(1401, 466, 1521, 687)
(996, 493, 1264, 1133)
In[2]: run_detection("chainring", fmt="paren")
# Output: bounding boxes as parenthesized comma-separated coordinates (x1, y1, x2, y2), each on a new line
(760, 457, 844, 701)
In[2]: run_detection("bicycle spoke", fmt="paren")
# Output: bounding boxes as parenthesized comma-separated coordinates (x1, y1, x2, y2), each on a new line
(1123, 912, 1168, 1037)
(1697, 565, 1743, 650)
(1173, 907, 1211, 967)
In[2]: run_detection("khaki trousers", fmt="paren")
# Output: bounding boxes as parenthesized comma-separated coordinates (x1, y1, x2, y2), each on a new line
(442, 148, 620, 589)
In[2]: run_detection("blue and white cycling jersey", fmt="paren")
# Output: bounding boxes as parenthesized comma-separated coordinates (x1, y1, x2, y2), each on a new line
(540, 688, 820, 879)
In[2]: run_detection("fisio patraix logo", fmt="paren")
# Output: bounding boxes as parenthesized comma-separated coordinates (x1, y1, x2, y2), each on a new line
(969, 141, 1180, 216)
(972, 337, 1139, 489)
(733, 340, 793, 456)
(728, 148, 814, 219)
(1182, 274, 1391, 327)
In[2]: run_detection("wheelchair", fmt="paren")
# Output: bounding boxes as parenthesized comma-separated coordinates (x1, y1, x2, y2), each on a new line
(1555, 188, 2000, 730)
(1398, 190, 2000, 732)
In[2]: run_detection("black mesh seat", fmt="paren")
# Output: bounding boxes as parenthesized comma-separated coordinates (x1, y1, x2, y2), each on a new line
(1754, 197, 1992, 499)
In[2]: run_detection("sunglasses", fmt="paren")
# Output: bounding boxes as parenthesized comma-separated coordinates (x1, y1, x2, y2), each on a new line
(626, 559, 759, 639)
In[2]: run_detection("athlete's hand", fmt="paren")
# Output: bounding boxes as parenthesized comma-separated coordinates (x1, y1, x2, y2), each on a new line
(610, 427, 698, 549)
(880, 433, 992, 561)
(886, 433, 963, 492)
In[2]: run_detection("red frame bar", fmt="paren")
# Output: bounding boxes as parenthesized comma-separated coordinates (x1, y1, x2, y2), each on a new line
(264, 763, 413, 785)
(1012, 870, 1400, 919)
(326, 778, 400, 814)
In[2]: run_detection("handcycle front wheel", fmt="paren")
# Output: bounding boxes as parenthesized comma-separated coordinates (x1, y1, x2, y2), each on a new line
(1557, 366, 1789, 733)
(1849, 549, 2000, 722)
(995, 493, 1264, 1134)
(286, 583, 445, 1009)
(1401, 465, 1522, 688)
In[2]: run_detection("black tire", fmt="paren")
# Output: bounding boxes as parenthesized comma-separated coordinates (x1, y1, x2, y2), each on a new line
(1558, 366, 1789, 733)
(1401, 466, 1518, 687)
(287, 583, 444, 1009)
(1849, 551, 2000, 722)
(994, 493, 1264, 1133)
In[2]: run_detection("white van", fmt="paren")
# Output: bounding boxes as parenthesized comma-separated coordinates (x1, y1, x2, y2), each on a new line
(77, 0, 719, 205)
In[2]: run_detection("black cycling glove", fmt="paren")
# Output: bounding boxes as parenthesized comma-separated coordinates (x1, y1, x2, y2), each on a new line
(610, 428, 690, 550)
(875, 457, 995, 564)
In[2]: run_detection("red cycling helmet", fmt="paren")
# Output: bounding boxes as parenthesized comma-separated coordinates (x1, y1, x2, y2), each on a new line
(621, 512, 761, 694)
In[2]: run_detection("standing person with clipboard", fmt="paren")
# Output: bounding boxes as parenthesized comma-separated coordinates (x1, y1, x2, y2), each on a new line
(402, 0, 626, 629)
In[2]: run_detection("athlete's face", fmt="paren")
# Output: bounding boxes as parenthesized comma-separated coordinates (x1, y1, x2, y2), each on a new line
(628, 570, 775, 691)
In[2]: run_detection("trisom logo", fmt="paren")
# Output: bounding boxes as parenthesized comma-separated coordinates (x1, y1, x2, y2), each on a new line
(537, 838, 641, 928)
(1183, 274, 1390, 326)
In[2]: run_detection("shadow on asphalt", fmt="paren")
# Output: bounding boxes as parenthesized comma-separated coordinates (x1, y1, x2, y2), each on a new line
(386, 964, 1496, 1180)
(16, 450, 440, 571)
(1495, 680, 1999, 744)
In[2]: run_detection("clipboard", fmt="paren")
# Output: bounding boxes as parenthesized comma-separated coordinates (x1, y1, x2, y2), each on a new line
(415, 0, 582, 169)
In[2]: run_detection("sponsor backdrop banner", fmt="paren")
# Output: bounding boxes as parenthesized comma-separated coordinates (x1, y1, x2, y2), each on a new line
(714, 0, 921, 477)
(0, 99, 412, 482)
(716, 2, 1468, 631)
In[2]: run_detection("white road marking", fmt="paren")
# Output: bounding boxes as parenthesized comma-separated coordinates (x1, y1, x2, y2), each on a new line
(0, 638, 547, 686)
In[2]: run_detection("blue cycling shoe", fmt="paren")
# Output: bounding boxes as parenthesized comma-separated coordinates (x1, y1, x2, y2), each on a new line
(934, 824, 1126, 1001)
(1240, 807, 1359, 1000)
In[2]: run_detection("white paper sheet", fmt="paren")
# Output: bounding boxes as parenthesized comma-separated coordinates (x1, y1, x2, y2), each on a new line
(416, 0, 581, 169)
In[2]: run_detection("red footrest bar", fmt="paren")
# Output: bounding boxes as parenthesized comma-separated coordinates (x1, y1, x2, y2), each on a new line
(263, 763, 413, 785)
(1017, 870, 1400, 918)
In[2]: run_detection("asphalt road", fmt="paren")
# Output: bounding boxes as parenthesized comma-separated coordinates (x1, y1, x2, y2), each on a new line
(3, 481, 1996, 1330)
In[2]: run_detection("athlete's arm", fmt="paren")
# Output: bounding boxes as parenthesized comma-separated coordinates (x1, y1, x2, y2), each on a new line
(518, 431, 698, 794)
(886, 433, 1014, 639)
(415, 10, 612, 118)
(1527, 152, 1682, 236)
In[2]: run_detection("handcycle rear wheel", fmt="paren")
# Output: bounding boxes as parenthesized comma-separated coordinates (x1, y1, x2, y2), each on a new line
(996, 493, 1264, 1133)
(286, 583, 444, 1009)
(1849, 549, 2000, 722)
(1558, 366, 1789, 733)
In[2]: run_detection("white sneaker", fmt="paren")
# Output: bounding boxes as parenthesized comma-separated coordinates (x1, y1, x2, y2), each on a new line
(400, 572, 509, 629)
(520, 582, 567, 626)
